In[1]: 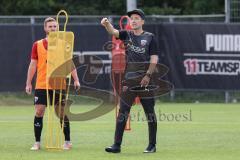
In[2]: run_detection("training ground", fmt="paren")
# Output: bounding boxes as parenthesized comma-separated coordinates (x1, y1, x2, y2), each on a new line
(0, 101, 239, 160)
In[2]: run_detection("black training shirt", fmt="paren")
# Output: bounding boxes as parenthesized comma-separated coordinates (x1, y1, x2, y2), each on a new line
(118, 30, 158, 79)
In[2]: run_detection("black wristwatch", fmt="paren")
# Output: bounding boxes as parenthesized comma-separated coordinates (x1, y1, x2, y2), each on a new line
(145, 72, 152, 78)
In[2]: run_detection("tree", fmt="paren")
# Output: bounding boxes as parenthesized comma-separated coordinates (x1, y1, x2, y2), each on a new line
(0, 0, 224, 15)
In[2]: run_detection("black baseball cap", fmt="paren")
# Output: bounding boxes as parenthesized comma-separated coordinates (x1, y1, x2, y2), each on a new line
(127, 9, 145, 20)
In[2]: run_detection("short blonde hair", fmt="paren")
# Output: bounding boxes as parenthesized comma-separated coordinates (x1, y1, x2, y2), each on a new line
(44, 17, 56, 26)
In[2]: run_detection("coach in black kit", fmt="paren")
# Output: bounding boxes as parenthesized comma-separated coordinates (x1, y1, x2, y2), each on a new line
(101, 9, 159, 153)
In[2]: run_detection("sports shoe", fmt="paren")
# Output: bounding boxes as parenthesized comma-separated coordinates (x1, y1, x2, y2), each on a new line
(105, 144, 121, 153)
(143, 144, 156, 153)
(30, 142, 40, 151)
(63, 141, 72, 150)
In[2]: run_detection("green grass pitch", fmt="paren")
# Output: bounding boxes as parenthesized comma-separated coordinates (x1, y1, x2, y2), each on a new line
(0, 102, 240, 160)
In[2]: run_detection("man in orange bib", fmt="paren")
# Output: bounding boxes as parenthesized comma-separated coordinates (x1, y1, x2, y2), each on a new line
(25, 17, 80, 151)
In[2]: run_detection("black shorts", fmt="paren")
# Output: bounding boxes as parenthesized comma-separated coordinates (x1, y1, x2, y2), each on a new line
(34, 89, 66, 106)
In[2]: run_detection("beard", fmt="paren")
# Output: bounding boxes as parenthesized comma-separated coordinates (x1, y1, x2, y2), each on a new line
(132, 26, 142, 30)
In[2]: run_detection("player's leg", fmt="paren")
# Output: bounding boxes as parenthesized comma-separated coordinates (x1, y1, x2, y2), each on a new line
(105, 87, 136, 153)
(61, 115, 71, 150)
(31, 89, 47, 150)
(140, 97, 157, 153)
(54, 91, 72, 150)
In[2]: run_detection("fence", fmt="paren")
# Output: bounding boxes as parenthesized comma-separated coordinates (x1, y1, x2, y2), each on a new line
(0, 14, 226, 25)
(230, 0, 240, 22)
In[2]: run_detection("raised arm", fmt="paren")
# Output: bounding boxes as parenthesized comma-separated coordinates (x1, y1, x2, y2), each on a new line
(101, 18, 119, 38)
